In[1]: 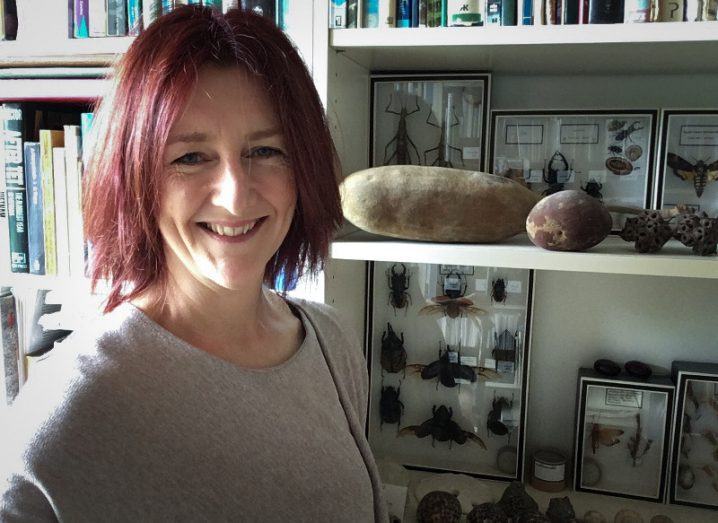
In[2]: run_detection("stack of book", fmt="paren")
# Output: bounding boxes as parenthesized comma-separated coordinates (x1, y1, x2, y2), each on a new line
(1, 103, 94, 278)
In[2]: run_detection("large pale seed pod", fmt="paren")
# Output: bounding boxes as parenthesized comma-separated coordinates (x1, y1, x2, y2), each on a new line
(340, 165, 541, 243)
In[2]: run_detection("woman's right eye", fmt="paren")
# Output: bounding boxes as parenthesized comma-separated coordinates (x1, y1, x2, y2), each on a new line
(172, 152, 204, 165)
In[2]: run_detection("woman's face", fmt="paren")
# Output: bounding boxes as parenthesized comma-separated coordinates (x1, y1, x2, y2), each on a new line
(158, 66, 296, 292)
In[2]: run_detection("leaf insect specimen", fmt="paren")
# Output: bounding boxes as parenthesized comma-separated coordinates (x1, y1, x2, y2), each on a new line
(419, 271, 486, 319)
(399, 405, 487, 449)
(383, 92, 421, 165)
(386, 263, 411, 314)
(666, 153, 718, 198)
(423, 93, 463, 168)
(589, 420, 624, 454)
(627, 413, 653, 466)
(380, 322, 407, 375)
(407, 345, 499, 389)
(379, 385, 404, 431)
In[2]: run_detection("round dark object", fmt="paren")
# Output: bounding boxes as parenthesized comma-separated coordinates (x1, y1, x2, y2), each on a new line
(605, 157, 633, 176)
(625, 144, 643, 161)
(497, 481, 539, 518)
(466, 503, 506, 523)
(593, 358, 621, 377)
(546, 496, 576, 523)
(624, 360, 652, 379)
(416, 490, 462, 523)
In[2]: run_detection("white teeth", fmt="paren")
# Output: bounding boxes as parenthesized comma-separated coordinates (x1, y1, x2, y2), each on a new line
(207, 220, 257, 236)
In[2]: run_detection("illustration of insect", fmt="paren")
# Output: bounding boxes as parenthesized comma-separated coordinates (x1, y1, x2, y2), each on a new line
(380, 323, 407, 375)
(386, 263, 411, 314)
(419, 271, 486, 319)
(581, 180, 603, 200)
(607, 119, 626, 132)
(666, 153, 718, 198)
(407, 346, 499, 388)
(614, 121, 643, 143)
(491, 278, 507, 304)
(379, 385, 404, 430)
(542, 150, 569, 196)
(487, 396, 513, 437)
(383, 93, 421, 165)
(607, 144, 623, 155)
(589, 423, 624, 454)
(399, 405, 487, 449)
(423, 102, 463, 168)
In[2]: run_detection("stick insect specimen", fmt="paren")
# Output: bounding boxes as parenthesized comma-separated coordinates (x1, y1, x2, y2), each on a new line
(424, 99, 463, 168)
(383, 92, 421, 165)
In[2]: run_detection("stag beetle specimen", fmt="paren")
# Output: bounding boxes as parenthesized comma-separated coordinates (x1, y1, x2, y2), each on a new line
(614, 121, 643, 143)
(387, 263, 411, 314)
(581, 180, 603, 200)
(383, 93, 421, 165)
(381, 323, 407, 375)
(491, 278, 507, 304)
(542, 151, 569, 196)
(487, 396, 513, 437)
(379, 385, 404, 430)
(420, 271, 487, 319)
(399, 405, 487, 449)
(407, 346, 499, 388)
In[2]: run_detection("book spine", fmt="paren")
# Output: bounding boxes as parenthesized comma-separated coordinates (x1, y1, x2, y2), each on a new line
(396, 0, 411, 27)
(426, 0, 442, 25)
(684, 0, 701, 20)
(24, 143, 44, 275)
(520, 0, 534, 23)
(447, 0, 483, 25)
(486, 0, 503, 24)
(0, 0, 5, 41)
(346, 0, 359, 27)
(502, 0, 518, 23)
(162, 0, 174, 14)
(107, 0, 128, 35)
(203, 0, 223, 9)
(624, 0, 650, 20)
(88, 0, 107, 36)
(80, 113, 94, 166)
(418, 0, 429, 25)
(222, 0, 240, 12)
(588, 0, 624, 22)
(0, 291, 20, 405)
(52, 148, 70, 278)
(63, 125, 84, 279)
(143, 0, 162, 27)
(127, 0, 142, 35)
(0, 111, 7, 272)
(40, 130, 63, 276)
(363, 0, 379, 26)
(703, 0, 718, 20)
(2, 104, 29, 273)
(74, 0, 90, 38)
(562, 0, 580, 21)
(330, 0, 348, 27)
(545, 0, 559, 23)
(378, 0, 396, 26)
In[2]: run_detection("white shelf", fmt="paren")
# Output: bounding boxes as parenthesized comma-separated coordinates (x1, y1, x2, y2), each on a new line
(331, 231, 718, 279)
(0, 78, 110, 100)
(0, 38, 133, 67)
(331, 23, 718, 74)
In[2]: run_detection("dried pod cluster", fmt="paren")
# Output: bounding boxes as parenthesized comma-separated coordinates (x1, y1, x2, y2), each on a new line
(619, 210, 718, 255)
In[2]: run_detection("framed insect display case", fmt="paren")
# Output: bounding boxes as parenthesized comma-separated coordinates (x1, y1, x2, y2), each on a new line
(656, 110, 718, 217)
(668, 360, 718, 511)
(489, 110, 657, 229)
(370, 72, 490, 170)
(573, 368, 675, 503)
(365, 261, 533, 481)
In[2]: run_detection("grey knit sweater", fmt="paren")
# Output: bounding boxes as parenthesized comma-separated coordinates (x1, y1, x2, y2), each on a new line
(0, 298, 387, 522)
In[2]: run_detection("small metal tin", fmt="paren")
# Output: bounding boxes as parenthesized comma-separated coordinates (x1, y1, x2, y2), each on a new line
(530, 449, 568, 492)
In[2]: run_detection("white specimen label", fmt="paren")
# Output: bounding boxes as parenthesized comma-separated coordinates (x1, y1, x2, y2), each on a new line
(475, 279, 488, 292)
(534, 461, 565, 482)
(462, 147, 482, 160)
(506, 280, 522, 293)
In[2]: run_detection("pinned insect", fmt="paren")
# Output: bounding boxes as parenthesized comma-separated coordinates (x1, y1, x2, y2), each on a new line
(492, 329, 519, 365)
(407, 346, 499, 388)
(614, 121, 643, 143)
(542, 150, 569, 196)
(487, 396, 513, 437)
(386, 263, 411, 314)
(626, 413, 652, 466)
(590, 423, 624, 454)
(607, 144, 623, 155)
(399, 405, 487, 449)
(379, 385, 404, 430)
(419, 271, 487, 319)
(383, 93, 421, 165)
(491, 278, 507, 304)
(581, 179, 603, 200)
(380, 323, 407, 375)
(423, 101, 463, 168)
(666, 153, 718, 198)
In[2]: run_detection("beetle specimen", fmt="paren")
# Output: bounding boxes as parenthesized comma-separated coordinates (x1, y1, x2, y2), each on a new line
(386, 263, 411, 314)
(581, 180, 603, 200)
(666, 153, 718, 198)
(542, 151, 569, 196)
(407, 346, 499, 388)
(380, 323, 407, 375)
(490, 278, 507, 304)
(419, 272, 487, 319)
(399, 405, 487, 449)
(607, 144, 623, 155)
(383, 93, 421, 165)
(614, 121, 643, 142)
(607, 119, 627, 132)
(379, 385, 404, 430)
(423, 102, 463, 168)
(487, 396, 513, 437)
(492, 329, 518, 364)
(589, 423, 624, 454)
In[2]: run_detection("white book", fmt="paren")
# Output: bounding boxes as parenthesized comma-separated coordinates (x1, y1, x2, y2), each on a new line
(0, 106, 9, 274)
(378, 0, 396, 27)
(63, 125, 85, 279)
(222, 0, 240, 13)
(88, 0, 107, 37)
(52, 147, 70, 279)
(143, 0, 161, 29)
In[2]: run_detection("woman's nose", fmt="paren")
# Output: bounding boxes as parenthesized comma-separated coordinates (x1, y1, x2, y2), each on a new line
(212, 158, 254, 214)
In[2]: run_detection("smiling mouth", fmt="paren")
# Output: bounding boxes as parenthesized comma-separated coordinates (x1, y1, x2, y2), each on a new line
(199, 217, 266, 237)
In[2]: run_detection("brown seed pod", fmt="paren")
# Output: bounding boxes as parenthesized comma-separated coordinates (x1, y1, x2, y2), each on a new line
(619, 211, 672, 253)
(416, 490, 462, 523)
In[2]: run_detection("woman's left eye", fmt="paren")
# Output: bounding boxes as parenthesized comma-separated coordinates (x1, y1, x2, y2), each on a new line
(172, 152, 204, 165)
(249, 146, 285, 159)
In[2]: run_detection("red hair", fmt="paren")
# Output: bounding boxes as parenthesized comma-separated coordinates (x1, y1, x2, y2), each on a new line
(84, 6, 342, 312)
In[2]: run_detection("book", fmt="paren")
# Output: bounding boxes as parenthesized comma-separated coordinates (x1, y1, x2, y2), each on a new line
(0, 113, 7, 272)
(88, 0, 108, 37)
(363, 0, 379, 26)
(52, 147, 70, 278)
(39, 130, 64, 276)
(502, 0, 518, 23)
(418, 0, 429, 26)
(562, 0, 580, 22)
(378, 0, 396, 27)
(487, 0, 503, 24)
(411, 0, 420, 26)
(241, 1, 277, 21)
(426, 0, 443, 26)
(108, 0, 129, 35)
(330, 0, 348, 27)
(395, 0, 411, 27)
(24, 142, 44, 275)
(520, 0, 533, 23)
(346, 0, 359, 27)
(0, 288, 19, 405)
(203, 0, 223, 9)
(143, 0, 162, 28)
(222, 0, 240, 12)
(128, 0, 142, 35)
(624, 0, 649, 21)
(546, 0, 560, 23)
(2, 103, 29, 273)
(74, 0, 89, 38)
(0, 0, 4, 40)
(588, 0, 624, 22)
(64, 125, 84, 278)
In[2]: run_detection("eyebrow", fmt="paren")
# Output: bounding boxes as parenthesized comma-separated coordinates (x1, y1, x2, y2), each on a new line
(166, 127, 283, 146)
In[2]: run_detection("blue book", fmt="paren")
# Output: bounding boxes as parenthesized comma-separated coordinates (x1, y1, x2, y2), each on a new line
(521, 0, 534, 24)
(2, 103, 29, 273)
(396, 0, 412, 27)
(364, 0, 379, 27)
(128, 0, 142, 35)
(74, 0, 89, 38)
(502, 0, 518, 24)
(24, 142, 44, 275)
(80, 112, 94, 165)
(108, 0, 129, 36)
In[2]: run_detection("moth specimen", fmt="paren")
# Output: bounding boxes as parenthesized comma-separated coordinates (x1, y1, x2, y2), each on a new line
(666, 153, 718, 198)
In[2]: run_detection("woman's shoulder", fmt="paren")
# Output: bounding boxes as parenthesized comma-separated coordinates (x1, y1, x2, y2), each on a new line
(286, 297, 360, 351)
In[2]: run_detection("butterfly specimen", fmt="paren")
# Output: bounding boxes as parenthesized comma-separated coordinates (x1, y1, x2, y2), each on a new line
(666, 153, 718, 197)
(590, 423, 624, 454)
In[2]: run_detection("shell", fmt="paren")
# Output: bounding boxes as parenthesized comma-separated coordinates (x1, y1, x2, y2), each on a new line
(340, 165, 540, 243)
(545, 496, 576, 522)
(497, 481, 539, 518)
(678, 464, 695, 490)
(583, 511, 608, 523)
(614, 509, 644, 523)
(416, 490, 462, 523)
(466, 502, 506, 523)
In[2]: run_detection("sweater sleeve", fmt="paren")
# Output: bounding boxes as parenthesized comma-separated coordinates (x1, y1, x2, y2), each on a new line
(0, 473, 57, 522)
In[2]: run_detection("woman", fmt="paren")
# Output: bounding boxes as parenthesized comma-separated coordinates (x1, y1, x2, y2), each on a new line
(0, 6, 386, 521)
